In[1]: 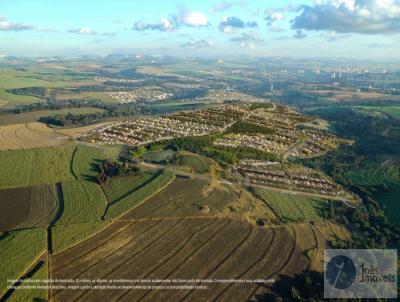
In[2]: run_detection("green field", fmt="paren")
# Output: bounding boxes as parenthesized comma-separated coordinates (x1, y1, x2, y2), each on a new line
(52, 221, 110, 254)
(345, 166, 400, 185)
(0, 229, 47, 296)
(346, 166, 400, 224)
(0, 146, 75, 189)
(353, 106, 400, 120)
(0, 107, 105, 126)
(58, 180, 107, 224)
(173, 151, 214, 174)
(8, 260, 48, 302)
(142, 149, 176, 163)
(253, 188, 328, 223)
(103, 170, 175, 220)
(72, 144, 121, 181)
(0, 88, 42, 106)
(102, 171, 158, 204)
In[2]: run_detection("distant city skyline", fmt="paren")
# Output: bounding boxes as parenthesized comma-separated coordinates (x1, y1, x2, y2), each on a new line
(1, 0, 399, 59)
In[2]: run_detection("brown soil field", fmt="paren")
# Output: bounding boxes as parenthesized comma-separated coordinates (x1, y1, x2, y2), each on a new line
(0, 184, 59, 232)
(0, 122, 69, 150)
(50, 216, 347, 301)
(122, 177, 238, 220)
(0, 99, 7, 107)
(0, 187, 31, 232)
(305, 89, 400, 102)
(55, 123, 110, 138)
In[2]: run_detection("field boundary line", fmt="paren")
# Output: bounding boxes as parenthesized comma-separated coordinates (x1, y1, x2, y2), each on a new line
(0, 251, 47, 301)
(69, 146, 79, 180)
(103, 173, 176, 221)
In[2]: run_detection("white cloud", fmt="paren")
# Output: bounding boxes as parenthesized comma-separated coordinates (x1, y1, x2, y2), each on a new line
(0, 16, 35, 31)
(181, 38, 214, 48)
(69, 27, 97, 35)
(180, 11, 209, 27)
(265, 10, 285, 25)
(293, 0, 400, 34)
(133, 18, 175, 32)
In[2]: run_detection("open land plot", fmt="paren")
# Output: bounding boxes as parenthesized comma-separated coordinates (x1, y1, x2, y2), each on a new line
(122, 177, 237, 220)
(0, 184, 58, 232)
(0, 228, 47, 297)
(102, 171, 158, 204)
(0, 107, 105, 126)
(303, 89, 400, 102)
(345, 166, 400, 224)
(103, 170, 175, 220)
(0, 186, 31, 232)
(142, 149, 176, 164)
(55, 122, 112, 138)
(71, 144, 121, 181)
(50, 217, 342, 302)
(172, 151, 215, 174)
(0, 146, 75, 188)
(252, 187, 329, 223)
(0, 122, 69, 151)
(0, 88, 42, 106)
(57, 180, 107, 225)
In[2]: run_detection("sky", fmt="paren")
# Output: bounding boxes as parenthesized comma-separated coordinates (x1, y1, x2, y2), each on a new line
(0, 0, 399, 59)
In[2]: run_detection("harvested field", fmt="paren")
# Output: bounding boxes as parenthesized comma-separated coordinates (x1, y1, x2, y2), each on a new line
(50, 218, 337, 301)
(0, 108, 105, 126)
(122, 177, 237, 220)
(0, 146, 75, 189)
(0, 187, 30, 232)
(0, 184, 58, 231)
(304, 89, 400, 102)
(55, 123, 111, 138)
(0, 122, 69, 151)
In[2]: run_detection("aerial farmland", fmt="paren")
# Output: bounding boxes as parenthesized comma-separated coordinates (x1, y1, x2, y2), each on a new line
(0, 56, 398, 302)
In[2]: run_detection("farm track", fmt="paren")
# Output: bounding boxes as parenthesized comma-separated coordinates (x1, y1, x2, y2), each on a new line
(113, 219, 219, 301)
(67, 218, 187, 302)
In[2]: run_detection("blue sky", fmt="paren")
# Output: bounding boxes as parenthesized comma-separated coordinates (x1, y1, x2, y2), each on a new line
(0, 0, 399, 59)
